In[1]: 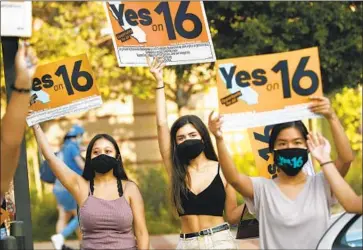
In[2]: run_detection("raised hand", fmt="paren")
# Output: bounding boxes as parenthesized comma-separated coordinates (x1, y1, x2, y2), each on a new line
(15, 41, 38, 89)
(306, 132, 332, 164)
(146, 56, 165, 83)
(208, 111, 223, 139)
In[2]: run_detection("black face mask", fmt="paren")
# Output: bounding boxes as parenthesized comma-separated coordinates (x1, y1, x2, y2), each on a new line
(91, 154, 119, 174)
(176, 139, 205, 161)
(274, 148, 308, 176)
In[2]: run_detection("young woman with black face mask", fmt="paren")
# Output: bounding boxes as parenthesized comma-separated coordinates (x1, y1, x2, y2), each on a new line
(31, 124, 149, 250)
(208, 96, 355, 249)
(147, 57, 243, 250)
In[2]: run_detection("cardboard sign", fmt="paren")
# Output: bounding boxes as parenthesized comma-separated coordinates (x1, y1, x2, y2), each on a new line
(248, 125, 315, 178)
(0, 208, 9, 225)
(26, 54, 102, 126)
(217, 47, 323, 131)
(104, 1, 216, 66)
(1, 1, 32, 37)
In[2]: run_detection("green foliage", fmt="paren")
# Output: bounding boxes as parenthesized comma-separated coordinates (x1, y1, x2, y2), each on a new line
(233, 152, 259, 178)
(331, 85, 362, 151)
(30, 2, 152, 102)
(329, 85, 362, 195)
(30, 188, 58, 241)
(205, 2, 363, 94)
(345, 152, 363, 195)
(4, 2, 361, 108)
(132, 165, 180, 234)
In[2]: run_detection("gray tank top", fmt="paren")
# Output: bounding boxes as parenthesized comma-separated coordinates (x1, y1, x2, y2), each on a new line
(79, 182, 136, 250)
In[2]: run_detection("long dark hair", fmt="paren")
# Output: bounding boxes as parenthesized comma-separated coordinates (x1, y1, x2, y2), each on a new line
(82, 134, 129, 195)
(269, 121, 309, 152)
(170, 115, 218, 214)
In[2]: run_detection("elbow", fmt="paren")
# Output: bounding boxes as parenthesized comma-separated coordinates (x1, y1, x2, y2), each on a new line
(347, 153, 355, 164)
(344, 204, 357, 214)
(344, 151, 355, 165)
(226, 215, 239, 226)
(230, 180, 240, 191)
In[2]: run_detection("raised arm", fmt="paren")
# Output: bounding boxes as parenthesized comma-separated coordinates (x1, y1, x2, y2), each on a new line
(208, 111, 254, 199)
(224, 182, 245, 225)
(32, 124, 86, 200)
(1, 43, 36, 195)
(309, 96, 354, 176)
(146, 56, 172, 176)
(307, 132, 362, 214)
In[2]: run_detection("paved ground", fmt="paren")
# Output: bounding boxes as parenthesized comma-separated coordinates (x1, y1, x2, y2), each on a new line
(34, 234, 259, 249)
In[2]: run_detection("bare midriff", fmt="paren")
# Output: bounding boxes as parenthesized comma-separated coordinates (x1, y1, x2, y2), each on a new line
(180, 215, 225, 233)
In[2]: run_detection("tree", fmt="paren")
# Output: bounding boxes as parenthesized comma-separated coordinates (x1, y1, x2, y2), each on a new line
(30, 2, 154, 103)
(28, 2, 216, 111)
(204, 1, 363, 94)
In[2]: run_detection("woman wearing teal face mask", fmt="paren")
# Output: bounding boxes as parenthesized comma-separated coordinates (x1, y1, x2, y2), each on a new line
(208, 96, 354, 249)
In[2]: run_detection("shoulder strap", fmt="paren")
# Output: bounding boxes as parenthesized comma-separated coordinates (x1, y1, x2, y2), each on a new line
(239, 204, 248, 223)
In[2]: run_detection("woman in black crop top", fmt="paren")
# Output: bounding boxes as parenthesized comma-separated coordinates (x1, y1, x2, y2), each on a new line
(147, 57, 244, 249)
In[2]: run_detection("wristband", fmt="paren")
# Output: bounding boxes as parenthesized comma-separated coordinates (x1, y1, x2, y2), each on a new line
(320, 160, 334, 167)
(155, 85, 165, 90)
(11, 84, 31, 93)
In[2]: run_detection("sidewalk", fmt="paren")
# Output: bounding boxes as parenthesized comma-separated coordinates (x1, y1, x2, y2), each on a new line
(34, 234, 259, 249)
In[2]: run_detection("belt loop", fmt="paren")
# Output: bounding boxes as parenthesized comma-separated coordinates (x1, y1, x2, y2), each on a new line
(210, 228, 214, 236)
(182, 233, 185, 239)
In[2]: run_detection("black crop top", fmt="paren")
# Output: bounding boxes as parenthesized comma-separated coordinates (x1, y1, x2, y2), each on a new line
(178, 164, 226, 217)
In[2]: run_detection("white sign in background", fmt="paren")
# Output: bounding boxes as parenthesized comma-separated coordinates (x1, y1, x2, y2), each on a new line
(1, 2, 32, 37)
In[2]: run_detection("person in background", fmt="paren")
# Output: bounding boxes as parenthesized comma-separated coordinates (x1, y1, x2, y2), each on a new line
(51, 125, 85, 250)
(307, 132, 362, 214)
(1, 42, 37, 199)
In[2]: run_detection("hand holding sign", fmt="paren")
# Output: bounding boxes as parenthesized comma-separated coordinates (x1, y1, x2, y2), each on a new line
(26, 54, 102, 126)
(308, 96, 335, 120)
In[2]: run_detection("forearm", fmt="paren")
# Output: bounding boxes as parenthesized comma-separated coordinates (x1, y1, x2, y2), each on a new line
(32, 125, 57, 160)
(322, 163, 360, 212)
(1, 91, 29, 147)
(216, 137, 240, 185)
(226, 204, 244, 225)
(33, 125, 80, 192)
(136, 232, 149, 250)
(216, 137, 253, 198)
(0, 146, 21, 196)
(328, 113, 355, 166)
(155, 80, 168, 126)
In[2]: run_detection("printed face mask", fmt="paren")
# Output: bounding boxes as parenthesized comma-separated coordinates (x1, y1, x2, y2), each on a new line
(273, 148, 308, 176)
(176, 139, 205, 161)
(91, 154, 118, 174)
